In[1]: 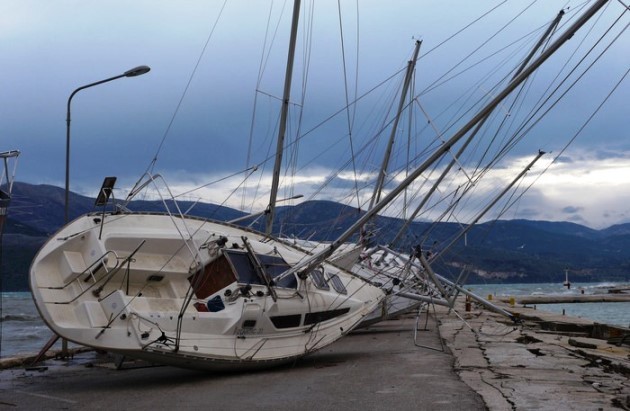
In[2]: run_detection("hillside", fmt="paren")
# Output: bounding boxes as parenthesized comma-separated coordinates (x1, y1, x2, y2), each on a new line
(1, 182, 629, 291)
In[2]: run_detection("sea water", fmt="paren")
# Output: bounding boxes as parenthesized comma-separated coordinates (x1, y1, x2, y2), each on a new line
(469, 282, 630, 328)
(2, 283, 629, 358)
(0, 292, 75, 358)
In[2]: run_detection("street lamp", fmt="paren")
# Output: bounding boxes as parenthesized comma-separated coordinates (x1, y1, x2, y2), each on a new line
(64, 65, 150, 223)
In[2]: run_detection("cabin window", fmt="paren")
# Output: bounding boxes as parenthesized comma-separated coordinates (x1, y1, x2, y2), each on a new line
(328, 273, 347, 295)
(304, 308, 350, 325)
(242, 320, 257, 328)
(224, 250, 297, 289)
(225, 250, 264, 285)
(258, 254, 297, 289)
(270, 314, 302, 329)
(311, 269, 329, 290)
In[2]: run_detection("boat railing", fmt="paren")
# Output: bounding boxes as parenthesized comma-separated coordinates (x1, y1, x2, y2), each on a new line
(49, 250, 120, 291)
(91, 240, 146, 299)
(50, 241, 147, 304)
(122, 172, 203, 267)
(46, 252, 120, 305)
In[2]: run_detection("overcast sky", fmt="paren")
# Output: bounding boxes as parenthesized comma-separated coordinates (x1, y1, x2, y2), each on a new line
(1, 0, 628, 229)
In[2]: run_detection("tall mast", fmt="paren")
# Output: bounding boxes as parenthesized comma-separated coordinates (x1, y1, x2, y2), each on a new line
(430, 150, 546, 262)
(389, 9, 565, 248)
(368, 40, 422, 210)
(273, 0, 610, 281)
(266, 0, 301, 236)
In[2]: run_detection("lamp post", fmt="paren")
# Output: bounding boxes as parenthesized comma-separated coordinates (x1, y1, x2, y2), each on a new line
(64, 65, 150, 223)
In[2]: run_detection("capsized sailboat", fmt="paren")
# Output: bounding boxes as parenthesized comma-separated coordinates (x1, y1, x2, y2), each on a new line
(29, 0, 613, 371)
(29, 0, 387, 371)
(30, 210, 384, 370)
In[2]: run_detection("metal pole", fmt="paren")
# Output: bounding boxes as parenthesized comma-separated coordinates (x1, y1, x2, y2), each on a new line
(274, 0, 609, 282)
(64, 65, 150, 224)
(61, 65, 149, 358)
(369, 40, 422, 209)
(389, 9, 565, 249)
(266, 0, 301, 236)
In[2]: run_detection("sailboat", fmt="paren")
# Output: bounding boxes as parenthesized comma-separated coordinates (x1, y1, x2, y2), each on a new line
(353, 7, 568, 325)
(283, 40, 426, 328)
(29, 0, 384, 371)
(29, 0, 613, 371)
(279, 0, 619, 325)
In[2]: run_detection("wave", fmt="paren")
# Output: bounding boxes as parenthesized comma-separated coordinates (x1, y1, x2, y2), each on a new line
(1, 314, 40, 322)
(588, 282, 629, 289)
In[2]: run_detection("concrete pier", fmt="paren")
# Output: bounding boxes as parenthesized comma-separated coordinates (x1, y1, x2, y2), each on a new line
(440, 299, 630, 410)
(0, 315, 484, 410)
(1, 298, 628, 410)
(498, 294, 630, 304)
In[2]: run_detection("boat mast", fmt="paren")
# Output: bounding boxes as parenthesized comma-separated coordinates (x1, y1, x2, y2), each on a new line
(368, 40, 422, 210)
(429, 150, 546, 262)
(266, 0, 301, 236)
(388, 9, 565, 249)
(274, 0, 610, 281)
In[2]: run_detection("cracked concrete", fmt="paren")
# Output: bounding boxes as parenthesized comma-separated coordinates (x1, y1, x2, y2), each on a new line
(438, 300, 630, 411)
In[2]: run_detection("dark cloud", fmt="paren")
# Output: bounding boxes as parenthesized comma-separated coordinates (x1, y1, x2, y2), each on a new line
(554, 155, 574, 164)
(2, 1, 628, 231)
(594, 150, 628, 160)
(562, 206, 583, 214)
(513, 207, 540, 219)
(566, 214, 587, 225)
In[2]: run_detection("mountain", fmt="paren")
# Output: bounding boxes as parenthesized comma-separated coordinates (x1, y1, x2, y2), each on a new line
(1, 181, 629, 291)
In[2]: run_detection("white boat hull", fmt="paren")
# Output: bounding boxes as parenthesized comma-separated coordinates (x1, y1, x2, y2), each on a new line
(30, 213, 384, 370)
(290, 239, 423, 327)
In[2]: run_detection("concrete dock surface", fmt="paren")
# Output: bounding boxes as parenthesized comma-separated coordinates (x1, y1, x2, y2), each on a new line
(439, 299, 630, 411)
(0, 314, 484, 410)
(1, 298, 628, 410)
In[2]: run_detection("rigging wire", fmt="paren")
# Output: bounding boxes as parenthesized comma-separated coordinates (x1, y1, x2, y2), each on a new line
(510, 66, 629, 222)
(420, 0, 538, 97)
(337, 0, 362, 210)
(132, 0, 624, 241)
(440, 10, 627, 232)
(474, 53, 626, 245)
(139, 0, 229, 182)
(246, 0, 292, 213)
(427, 21, 628, 261)
(491, 12, 627, 167)
(481, 1, 607, 166)
(421, 0, 508, 60)
(286, 0, 315, 202)
(242, 0, 281, 212)
(172, 166, 259, 199)
(277, 0, 316, 236)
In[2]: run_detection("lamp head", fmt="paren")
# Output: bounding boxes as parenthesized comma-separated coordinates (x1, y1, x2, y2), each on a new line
(124, 65, 151, 77)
